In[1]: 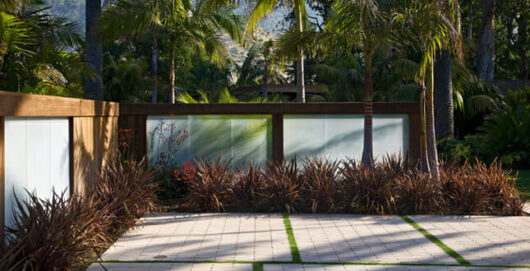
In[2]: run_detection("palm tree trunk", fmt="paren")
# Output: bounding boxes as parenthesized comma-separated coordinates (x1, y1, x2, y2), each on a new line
(263, 60, 268, 99)
(361, 53, 374, 169)
(152, 37, 158, 104)
(420, 83, 430, 174)
(426, 54, 439, 179)
(169, 45, 175, 104)
(434, 49, 454, 140)
(518, 0, 528, 80)
(477, 0, 495, 80)
(85, 0, 103, 100)
(467, 0, 477, 40)
(294, 1, 305, 103)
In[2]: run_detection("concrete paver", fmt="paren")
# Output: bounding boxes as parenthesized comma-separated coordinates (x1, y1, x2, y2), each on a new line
(289, 215, 457, 264)
(90, 213, 530, 271)
(264, 264, 528, 271)
(409, 216, 530, 266)
(100, 213, 291, 262)
(87, 263, 253, 271)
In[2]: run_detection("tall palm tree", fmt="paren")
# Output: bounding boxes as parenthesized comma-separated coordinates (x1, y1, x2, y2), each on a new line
(101, 0, 242, 104)
(396, 0, 462, 177)
(246, 0, 307, 103)
(328, 0, 395, 168)
(275, 0, 394, 168)
(100, 0, 163, 103)
(85, 0, 103, 100)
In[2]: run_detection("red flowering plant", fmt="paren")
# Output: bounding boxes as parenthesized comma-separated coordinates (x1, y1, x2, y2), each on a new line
(118, 128, 134, 157)
(148, 120, 193, 200)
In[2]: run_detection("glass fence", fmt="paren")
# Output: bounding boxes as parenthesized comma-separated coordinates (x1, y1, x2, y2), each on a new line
(147, 114, 408, 168)
(4, 117, 70, 227)
(147, 115, 272, 168)
(283, 114, 408, 162)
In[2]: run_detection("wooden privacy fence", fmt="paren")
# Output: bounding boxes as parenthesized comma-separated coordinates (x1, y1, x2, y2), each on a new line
(119, 102, 421, 164)
(0, 91, 119, 230)
(1, 93, 420, 230)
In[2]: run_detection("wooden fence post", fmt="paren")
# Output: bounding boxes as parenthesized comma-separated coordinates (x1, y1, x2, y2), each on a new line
(272, 114, 284, 162)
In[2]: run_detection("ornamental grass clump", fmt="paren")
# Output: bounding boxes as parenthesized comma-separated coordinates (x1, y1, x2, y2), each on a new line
(393, 172, 444, 214)
(442, 159, 522, 215)
(0, 154, 159, 270)
(260, 160, 304, 213)
(91, 157, 158, 237)
(182, 157, 232, 212)
(0, 192, 107, 271)
(340, 159, 397, 214)
(230, 162, 265, 211)
(300, 157, 342, 213)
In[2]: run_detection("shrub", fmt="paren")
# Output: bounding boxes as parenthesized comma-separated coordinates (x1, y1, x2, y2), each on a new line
(0, 191, 107, 270)
(442, 160, 522, 215)
(341, 159, 395, 214)
(1, 154, 159, 270)
(440, 88, 530, 169)
(230, 162, 265, 211)
(300, 157, 341, 213)
(91, 157, 158, 237)
(182, 157, 232, 212)
(393, 173, 444, 214)
(259, 160, 303, 213)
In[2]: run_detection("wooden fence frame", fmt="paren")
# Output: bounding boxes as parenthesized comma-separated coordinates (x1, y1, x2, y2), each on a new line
(119, 102, 421, 163)
(0, 91, 119, 231)
(0, 94, 420, 232)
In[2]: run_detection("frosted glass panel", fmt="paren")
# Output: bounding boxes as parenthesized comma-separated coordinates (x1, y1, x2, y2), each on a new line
(4, 117, 70, 227)
(284, 114, 408, 162)
(147, 115, 272, 168)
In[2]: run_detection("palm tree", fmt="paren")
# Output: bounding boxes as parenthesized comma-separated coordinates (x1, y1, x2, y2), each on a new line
(275, 0, 394, 168)
(0, 0, 26, 13)
(100, 0, 162, 103)
(85, 0, 103, 100)
(101, 0, 242, 104)
(246, 0, 307, 103)
(395, 0, 462, 177)
(328, 0, 395, 168)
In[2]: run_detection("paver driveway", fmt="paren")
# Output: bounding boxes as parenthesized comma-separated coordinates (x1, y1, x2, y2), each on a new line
(87, 213, 530, 271)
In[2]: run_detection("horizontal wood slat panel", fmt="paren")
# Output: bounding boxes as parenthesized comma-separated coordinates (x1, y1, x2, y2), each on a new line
(0, 91, 119, 117)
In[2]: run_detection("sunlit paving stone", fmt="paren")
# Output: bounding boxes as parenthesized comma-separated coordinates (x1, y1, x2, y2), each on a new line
(87, 263, 253, 271)
(263, 264, 529, 271)
(99, 213, 291, 262)
(288, 215, 458, 264)
(409, 216, 530, 266)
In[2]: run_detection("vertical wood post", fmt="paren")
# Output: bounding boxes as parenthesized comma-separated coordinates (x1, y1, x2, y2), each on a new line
(69, 117, 74, 197)
(118, 115, 147, 160)
(408, 113, 421, 160)
(272, 114, 284, 162)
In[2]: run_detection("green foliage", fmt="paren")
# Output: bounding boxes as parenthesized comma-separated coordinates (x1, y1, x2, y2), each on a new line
(0, 2, 87, 96)
(481, 92, 530, 168)
(440, 88, 530, 169)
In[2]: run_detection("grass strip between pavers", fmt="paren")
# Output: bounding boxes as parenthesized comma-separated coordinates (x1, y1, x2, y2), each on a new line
(97, 260, 530, 269)
(282, 213, 301, 263)
(252, 262, 264, 271)
(401, 215, 471, 265)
